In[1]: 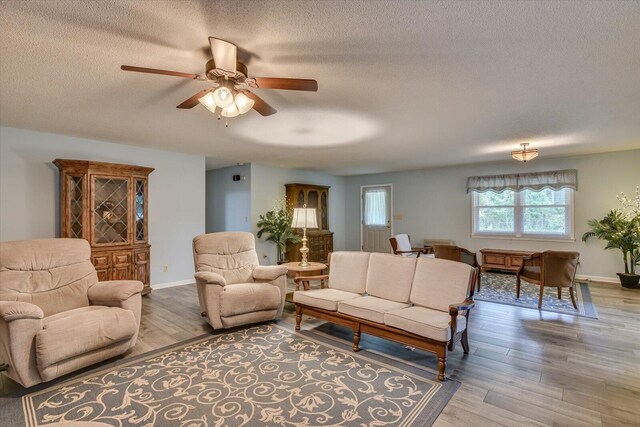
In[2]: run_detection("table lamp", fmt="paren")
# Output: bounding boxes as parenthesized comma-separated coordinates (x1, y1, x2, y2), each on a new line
(291, 205, 318, 267)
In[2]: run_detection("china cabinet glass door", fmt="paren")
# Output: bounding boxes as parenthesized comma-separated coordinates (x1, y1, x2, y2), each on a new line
(92, 176, 130, 245)
(135, 178, 147, 243)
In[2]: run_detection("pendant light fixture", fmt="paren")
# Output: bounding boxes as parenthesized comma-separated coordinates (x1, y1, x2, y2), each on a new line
(512, 143, 539, 162)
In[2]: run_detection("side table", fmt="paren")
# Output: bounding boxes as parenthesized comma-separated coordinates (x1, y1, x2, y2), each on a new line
(282, 262, 328, 291)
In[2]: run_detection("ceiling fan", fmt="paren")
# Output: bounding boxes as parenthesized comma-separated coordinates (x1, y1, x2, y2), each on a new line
(121, 37, 318, 123)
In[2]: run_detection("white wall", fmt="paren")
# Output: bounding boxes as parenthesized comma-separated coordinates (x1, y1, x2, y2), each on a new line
(0, 127, 206, 286)
(250, 164, 347, 264)
(205, 164, 251, 233)
(345, 149, 640, 280)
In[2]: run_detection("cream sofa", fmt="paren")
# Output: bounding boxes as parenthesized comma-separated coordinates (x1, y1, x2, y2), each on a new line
(294, 251, 477, 381)
(192, 232, 288, 330)
(0, 239, 142, 388)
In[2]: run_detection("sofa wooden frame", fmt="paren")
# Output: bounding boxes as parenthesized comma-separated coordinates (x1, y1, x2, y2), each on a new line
(294, 268, 478, 381)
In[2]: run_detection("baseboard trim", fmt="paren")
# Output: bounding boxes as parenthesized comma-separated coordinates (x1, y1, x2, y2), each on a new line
(575, 274, 619, 285)
(152, 279, 194, 290)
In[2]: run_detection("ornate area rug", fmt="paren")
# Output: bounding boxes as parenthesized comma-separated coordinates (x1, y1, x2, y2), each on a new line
(475, 272, 598, 318)
(3, 323, 459, 426)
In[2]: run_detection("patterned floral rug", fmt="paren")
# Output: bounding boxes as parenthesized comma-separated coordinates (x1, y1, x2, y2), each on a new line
(4, 324, 459, 427)
(475, 272, 598, 318)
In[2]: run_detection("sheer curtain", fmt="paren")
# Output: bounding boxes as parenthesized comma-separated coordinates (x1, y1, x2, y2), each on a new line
(364, 189, 387, 226)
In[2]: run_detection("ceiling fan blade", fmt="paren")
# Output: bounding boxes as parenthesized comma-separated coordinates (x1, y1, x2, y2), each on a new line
(209, 37, 237, 74)
(177, 89, 211, 109)
(121, 65, 201, 79)
(252, 77, 318, 91)
(243, 91, 277, 116)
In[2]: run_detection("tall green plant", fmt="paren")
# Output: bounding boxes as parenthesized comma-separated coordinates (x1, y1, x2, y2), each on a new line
(582, 187, 640, 275)
(256, 196, 301, 262)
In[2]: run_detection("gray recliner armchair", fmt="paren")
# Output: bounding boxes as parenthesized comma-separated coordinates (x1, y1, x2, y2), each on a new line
(0, 239, 142, 388)
(192, 232, 288, 330)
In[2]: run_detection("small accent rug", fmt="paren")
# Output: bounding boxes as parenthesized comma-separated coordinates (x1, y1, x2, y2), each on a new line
(4, 323, 459, 426)
(475, 272, 598, 318)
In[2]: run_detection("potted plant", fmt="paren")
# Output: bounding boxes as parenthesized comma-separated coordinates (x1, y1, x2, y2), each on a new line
(582, 187, 640, 289)
(256, 196, 301, 264)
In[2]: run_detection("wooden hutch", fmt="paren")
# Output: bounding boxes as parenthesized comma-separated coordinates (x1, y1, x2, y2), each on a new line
(54, 159, 154, 294)
(285, 183, 333, 263)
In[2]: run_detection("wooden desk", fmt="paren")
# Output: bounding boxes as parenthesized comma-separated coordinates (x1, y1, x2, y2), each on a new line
(480, 249, 534, 274)
(282, 262, 327, 291)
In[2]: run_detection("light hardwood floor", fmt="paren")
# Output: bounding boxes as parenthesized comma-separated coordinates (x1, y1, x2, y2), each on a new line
(2, 281, 639, 426)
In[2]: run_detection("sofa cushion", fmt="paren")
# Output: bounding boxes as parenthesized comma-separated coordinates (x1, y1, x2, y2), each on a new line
(328, 252, 370, 293)
(36, 306, 136, 371)
(384, 306, 467, 342)
(365, 253, 416, 303)
(219, 283, 281, 317)
(410, 258, 473, 312)
(338, 296, 410, 324)
(293, 288, 361, 311)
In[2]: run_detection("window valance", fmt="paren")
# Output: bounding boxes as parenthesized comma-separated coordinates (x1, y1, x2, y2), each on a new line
(466, 169, 577, 193)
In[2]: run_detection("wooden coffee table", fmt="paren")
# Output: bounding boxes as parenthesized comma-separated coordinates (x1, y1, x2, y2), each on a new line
(282, 261, 328, 291)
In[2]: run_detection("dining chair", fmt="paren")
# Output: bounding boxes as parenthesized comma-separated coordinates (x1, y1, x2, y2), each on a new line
(516, 251, 580, 309)
(390, 234, 428, 258)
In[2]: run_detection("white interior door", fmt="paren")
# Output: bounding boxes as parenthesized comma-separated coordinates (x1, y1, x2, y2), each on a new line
(361, 185, 392, 253)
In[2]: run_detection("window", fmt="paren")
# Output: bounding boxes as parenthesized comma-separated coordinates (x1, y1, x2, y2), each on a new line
(363, 189, 388, 226)
(472, 188, 574, 240)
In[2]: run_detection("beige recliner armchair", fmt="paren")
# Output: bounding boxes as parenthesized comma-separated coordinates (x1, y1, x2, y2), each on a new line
(192, 232, 288, 330)
(0, 239, 142, 388)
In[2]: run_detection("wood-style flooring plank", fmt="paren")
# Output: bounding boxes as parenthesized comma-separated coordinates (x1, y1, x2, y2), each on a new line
(2, 280, 639, 427)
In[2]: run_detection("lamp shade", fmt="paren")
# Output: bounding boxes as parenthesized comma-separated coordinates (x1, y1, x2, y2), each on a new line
(291, 208, 318, 229)
(198, 92, 218, 114)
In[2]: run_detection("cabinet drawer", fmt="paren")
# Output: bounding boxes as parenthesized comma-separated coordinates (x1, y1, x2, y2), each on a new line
(508, 256, 524, 268)
(134, 251, 148, 263)
(484, 255, 506, 266)
(112, 252, 131, 266)
(92, 254, 110, 268)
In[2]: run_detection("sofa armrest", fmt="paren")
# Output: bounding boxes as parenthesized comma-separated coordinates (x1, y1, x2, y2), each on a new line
(0, 301, 44, 322)
(194, 271, 227, 287)
(449, 298, 475, 317)
(395, 249, 427, 257)
(253, 265, 288, 281)
(88, 280, 143, 305)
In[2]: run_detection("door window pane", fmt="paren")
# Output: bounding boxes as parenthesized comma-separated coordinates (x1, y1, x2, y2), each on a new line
(364, 190, 387, 226)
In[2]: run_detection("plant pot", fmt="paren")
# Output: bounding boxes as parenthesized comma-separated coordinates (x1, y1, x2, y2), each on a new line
(617, 273, 640, 289)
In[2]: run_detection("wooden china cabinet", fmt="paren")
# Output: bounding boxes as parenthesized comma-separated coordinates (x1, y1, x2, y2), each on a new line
(54, 159, 154, 295)
(285, 183, 334, 263)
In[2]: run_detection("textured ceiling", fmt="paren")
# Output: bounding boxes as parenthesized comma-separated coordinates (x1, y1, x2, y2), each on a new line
(1, 0, 639, 174)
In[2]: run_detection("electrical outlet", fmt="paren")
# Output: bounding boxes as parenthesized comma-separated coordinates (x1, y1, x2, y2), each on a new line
(163, 265, 168, 273)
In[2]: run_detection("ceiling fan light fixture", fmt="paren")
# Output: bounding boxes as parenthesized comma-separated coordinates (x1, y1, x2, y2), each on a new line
(221, 103, 239, 118)
(234, 92, 255, 114)
(511, 143, 539, 162)
(198, 92, 217, 114)
(212, 83, 234, 108)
